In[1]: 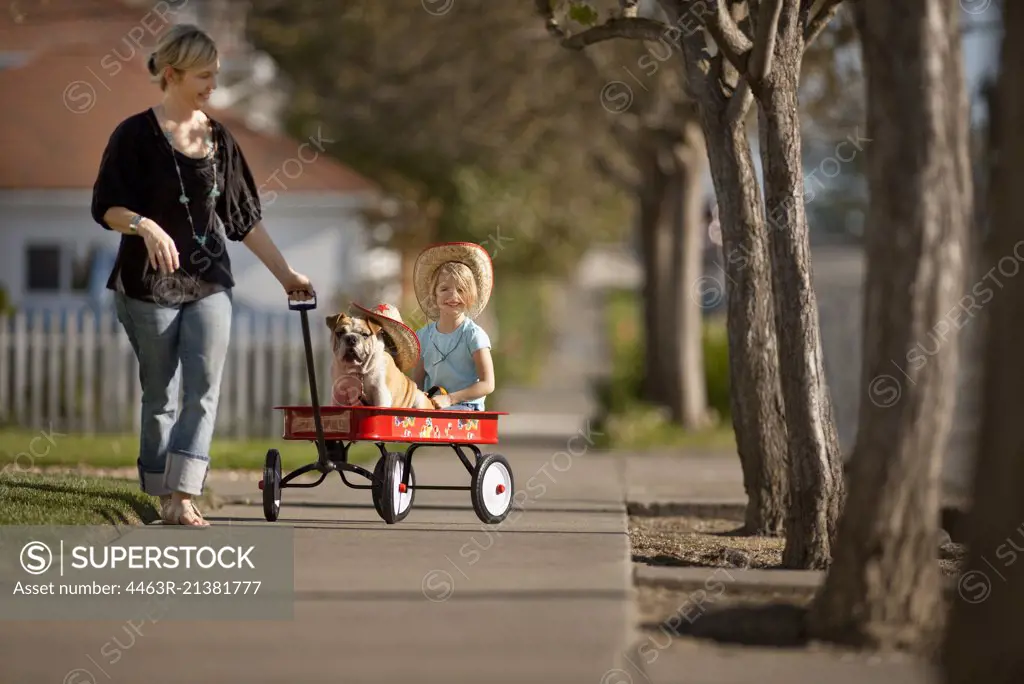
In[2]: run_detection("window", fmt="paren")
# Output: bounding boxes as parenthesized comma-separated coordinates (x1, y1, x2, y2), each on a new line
(25, 246, 62, 292)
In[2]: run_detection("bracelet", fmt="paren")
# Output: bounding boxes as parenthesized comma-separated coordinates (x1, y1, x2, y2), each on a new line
(129, 214, 144, 233)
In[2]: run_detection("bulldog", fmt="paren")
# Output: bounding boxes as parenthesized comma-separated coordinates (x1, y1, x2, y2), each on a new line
(326, 313, 436, 409)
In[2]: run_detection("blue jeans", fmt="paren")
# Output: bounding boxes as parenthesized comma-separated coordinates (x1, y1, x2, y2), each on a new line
(114, 290, 232, 496)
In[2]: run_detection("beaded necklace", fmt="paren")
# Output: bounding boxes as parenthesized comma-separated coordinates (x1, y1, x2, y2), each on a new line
(162, 119, 220, 247)
(430, 321, 468, 369)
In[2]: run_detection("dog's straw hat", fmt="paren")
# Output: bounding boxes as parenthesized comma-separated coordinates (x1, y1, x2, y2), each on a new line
(350, 302, 420, 373)
(413, 242, 493, 321)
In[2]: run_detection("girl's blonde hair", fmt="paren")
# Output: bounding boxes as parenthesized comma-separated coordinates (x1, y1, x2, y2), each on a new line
(147, 24, 218, 90)
(429, 262, 478, 318)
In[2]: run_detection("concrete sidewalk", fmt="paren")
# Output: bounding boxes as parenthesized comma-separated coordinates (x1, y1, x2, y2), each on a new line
(623, 450, 748, 506)
(620, 451, 941, 684)
(1, 447, 635, 684)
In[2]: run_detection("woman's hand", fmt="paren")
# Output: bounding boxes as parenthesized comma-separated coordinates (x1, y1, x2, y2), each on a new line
(431, 393, 453, 409)
(280, 269, 315, 300)
(138, 221, 179, 273)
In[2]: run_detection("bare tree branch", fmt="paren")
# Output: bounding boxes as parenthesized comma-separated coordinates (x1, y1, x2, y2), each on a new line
(534, 0, 567, 40)
(560, 16, 674, 50)
(726, 78, 754, 125)
(749, 0, 783, 82)
(748, 0, 762, 31)
(719, 1, 754, 129)
(729, 0, 756, 41)
(708, 50, 726, 93)
(620, 0, 640, 18)
(533, 1, 671, 51)
(804, 0, 844, 46)
(656, 0, 713, 75)
(531, 0, 622, 87)
(701, 0, 754, 74)
(528, 2, 664, 151)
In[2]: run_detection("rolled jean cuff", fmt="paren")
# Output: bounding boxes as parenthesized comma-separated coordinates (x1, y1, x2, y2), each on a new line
(163, 450, 210, 496)
(138, 461, 172, 497)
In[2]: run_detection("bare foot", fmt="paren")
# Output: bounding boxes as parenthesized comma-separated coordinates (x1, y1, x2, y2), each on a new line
(164, 495, 209, 527)
(159, 494, 172, 520)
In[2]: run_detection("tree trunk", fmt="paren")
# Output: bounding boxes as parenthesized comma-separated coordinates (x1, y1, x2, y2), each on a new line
(754, 0, 844, 569)
(666, 123, 712, 428)
(675, 28, 789, 535)
(639, 124, 712, 431)
(654, 146, 683, 412)
(808, 0, 972, 651)
(713, 115, 789, 536)
(942, 1, 1024, 680)
(639, 139, 672, 406)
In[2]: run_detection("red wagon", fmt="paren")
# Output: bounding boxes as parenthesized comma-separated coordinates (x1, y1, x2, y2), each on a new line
(259, 295, 514, 525)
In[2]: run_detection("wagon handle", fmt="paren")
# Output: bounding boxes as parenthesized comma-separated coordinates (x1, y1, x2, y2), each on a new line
(287, 291, 317, 311)
(292, 300, 328, 467)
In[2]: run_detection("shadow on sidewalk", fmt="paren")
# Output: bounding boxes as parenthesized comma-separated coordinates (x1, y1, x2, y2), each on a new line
(293, 588, 631, 602)
(207, 516, 625, 534)
(215, 500, 623, 515)
(639, 602, 811, 648)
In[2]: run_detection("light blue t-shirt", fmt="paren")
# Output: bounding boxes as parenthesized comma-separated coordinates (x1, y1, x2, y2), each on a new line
(417, 318, 492, 410)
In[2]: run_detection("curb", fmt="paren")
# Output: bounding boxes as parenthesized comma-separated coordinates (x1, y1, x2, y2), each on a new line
(626, 500, 973, 544)
(635, 563, 965, 597)
(626, 500, 747, 519)
(635, 564, 824, 593)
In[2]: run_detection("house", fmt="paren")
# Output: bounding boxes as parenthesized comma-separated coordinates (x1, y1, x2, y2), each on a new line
(0, 0, 392, 324)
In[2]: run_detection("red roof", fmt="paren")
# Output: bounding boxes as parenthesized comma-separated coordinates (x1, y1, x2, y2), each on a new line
(0, 0, 142, 52)
(0, 1, 377, 193)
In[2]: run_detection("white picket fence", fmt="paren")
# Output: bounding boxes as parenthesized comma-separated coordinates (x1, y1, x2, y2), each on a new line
(0, 308, 338, 439)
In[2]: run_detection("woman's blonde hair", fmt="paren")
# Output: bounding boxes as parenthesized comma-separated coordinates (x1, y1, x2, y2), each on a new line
(429, 262, 478, 317)
(147, 24, 218, 90)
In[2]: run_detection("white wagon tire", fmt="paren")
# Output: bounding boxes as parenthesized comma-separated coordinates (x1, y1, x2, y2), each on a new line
(471, 454, 514, 524)
(379, 451, 416, 524)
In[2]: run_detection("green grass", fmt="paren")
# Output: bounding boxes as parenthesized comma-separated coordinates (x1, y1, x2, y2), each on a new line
(593, 408, 736, 450)
(0, 472, 164, 525)
(591, 287, 736, 450)
(0, 429, 380, 474)
(0, 429, 385, 525)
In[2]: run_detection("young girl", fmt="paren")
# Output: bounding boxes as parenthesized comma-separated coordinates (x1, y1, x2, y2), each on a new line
(411, 243, 495, 411)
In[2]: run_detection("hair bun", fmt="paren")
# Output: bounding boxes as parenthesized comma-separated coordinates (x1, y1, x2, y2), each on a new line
(146, 53, 157, 75)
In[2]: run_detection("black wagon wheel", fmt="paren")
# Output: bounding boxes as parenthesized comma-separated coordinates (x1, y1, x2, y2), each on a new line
(470, 453, 514, 524)
(370, 455, 387, 519)
(379, 451, 416, 524)
(262, 448, 282, 522)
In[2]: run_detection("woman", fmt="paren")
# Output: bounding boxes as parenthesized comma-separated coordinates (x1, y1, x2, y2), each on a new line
(91, 24, 314, 526)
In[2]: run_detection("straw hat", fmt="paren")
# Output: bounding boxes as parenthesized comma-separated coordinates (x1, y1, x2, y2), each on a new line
(350, 302, 421, 373)
(413, 242, 494, 321)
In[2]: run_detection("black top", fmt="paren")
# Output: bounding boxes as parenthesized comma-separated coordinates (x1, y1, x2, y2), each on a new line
(91, 108, 262, 307)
